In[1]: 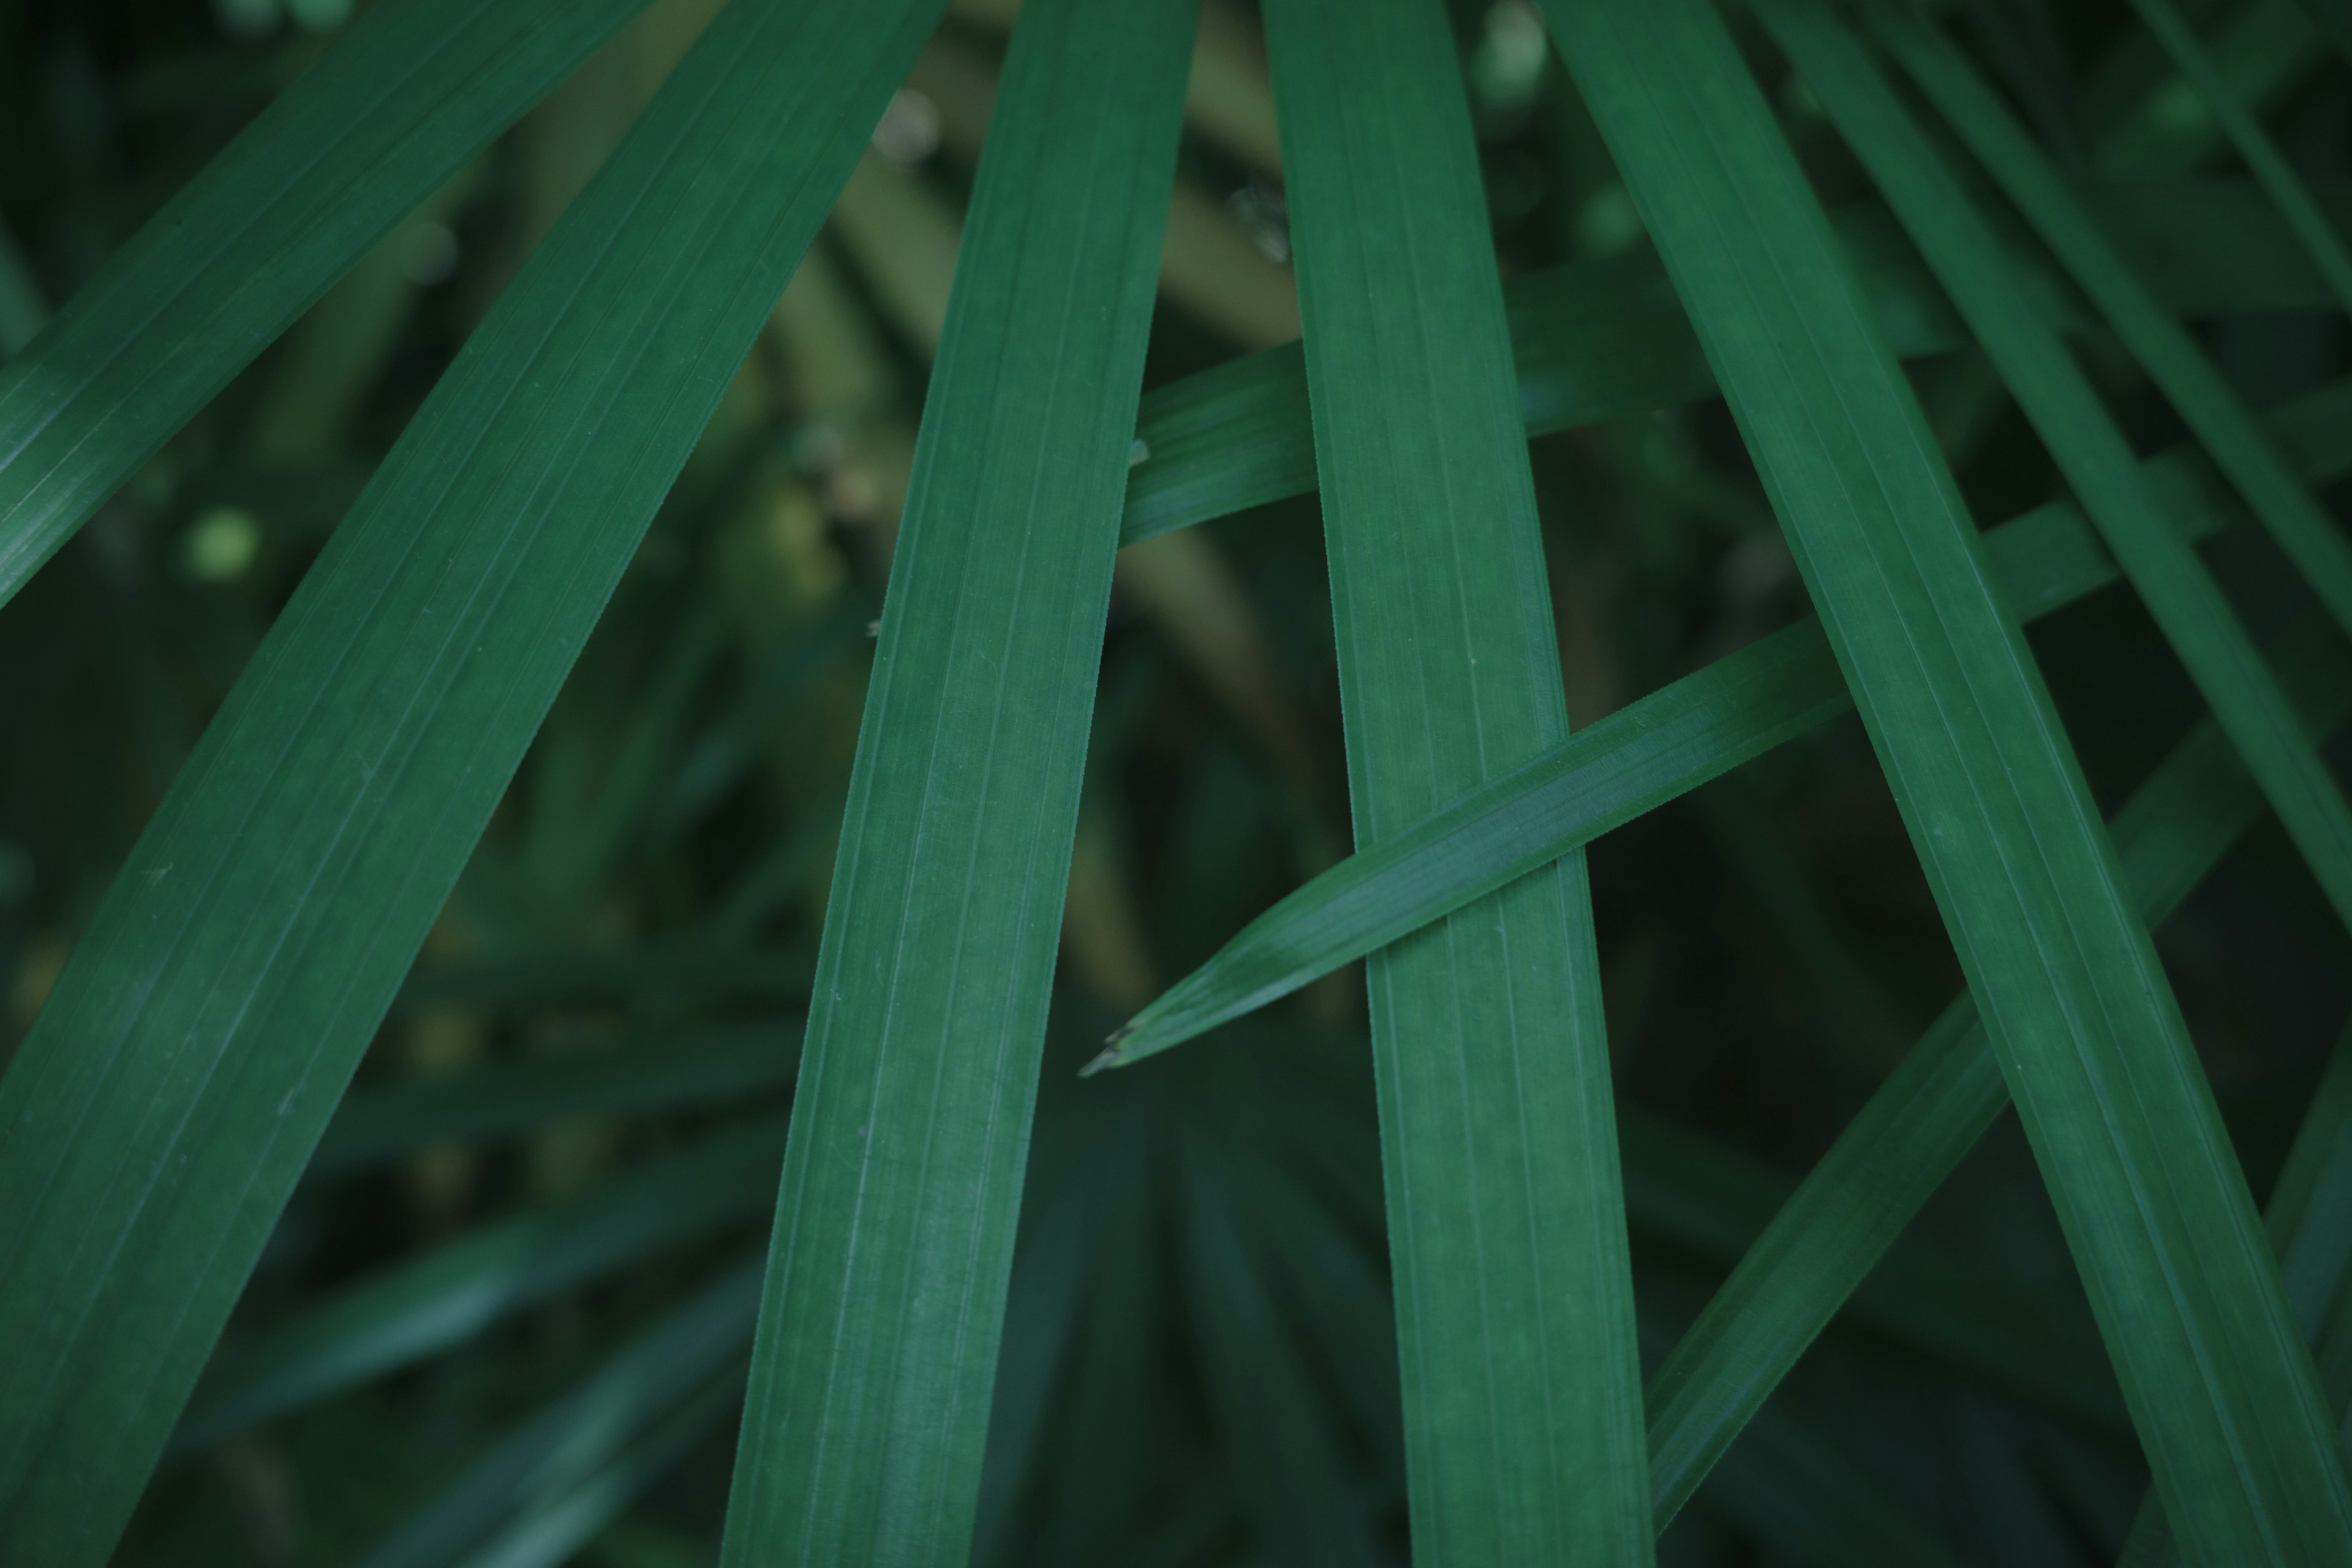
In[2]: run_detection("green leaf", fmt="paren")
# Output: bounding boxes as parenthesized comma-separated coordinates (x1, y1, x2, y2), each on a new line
(1868, 2, 2352, 658)
(1542, 1, 2352, 1559)
(175, 1117, 785, 1452)
(311, 1024, 795, 1178)
(1093, 622, 1845, 1065)
(1619, 1107, 2125, 1440)
(713, 2, 1194, 1561)
(1177, 1136, 1388, 1568)
(1648, 610, 2352, 1529)
(1261, 0, 1651, 1558)
(458, 1375, 743, 1568)
(2123, 1022, 2352, 1564)
(355, 1257, 762, 1568)
(1117, 179, 2349, 548)
(2125, 0, 2352, 317)
(1102, 369, 2352, 1064)
(1698, 1397, 1973, 1568)
(0, 2, 943, 1559)
(1763, 0, 2352, 925)
(0, 0, 654, 606)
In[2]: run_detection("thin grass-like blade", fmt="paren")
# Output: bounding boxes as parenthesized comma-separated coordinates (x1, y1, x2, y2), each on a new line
(0, 0, 654, 606)
(458, 1374, 744, 1568)
(354, 1257, 762, 1568)
(1544, 2, 2352, 1559)
(1759, 1, 2352, 925)
(1118, 179, 2348, 547)
(1261, 0, 1650, 1557)
(2127, 0, 2352, 315)
(2122, 1020, 2352, 1564)
(0, 4, 943, 1559)
(1869, 2, 2352, 651)
(1648, 611, 2352, 1528)
(1178, 1137, 1387, 1567)
(310, 1024, 794, 1177)
(1101, 372, 2352, 1063)
(714, 3, 1194, 1560)
(175, 1117, 785, 1450)
(1618, 1108, 2124, 1438)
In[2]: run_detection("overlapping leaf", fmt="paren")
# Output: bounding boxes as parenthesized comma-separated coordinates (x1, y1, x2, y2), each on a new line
(0, 2, 944, 1558)
(1260, 0, 1650, 1558)
(714, 1, 1195, 1559)
(0, 0, 654, 605)
(1543, 2, 2352, 1558)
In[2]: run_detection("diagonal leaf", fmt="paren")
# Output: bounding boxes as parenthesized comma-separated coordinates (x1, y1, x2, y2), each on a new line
(1117, 179, 2352, 548)
(713, 2, 1195, 1560)
(0, 0, 654, 606)
(1868, 1, 2352, 654)
(353, 1257, 762, 1568)
(175, 1116, 785, 1452)
(0, 3, 944, 1559)
(1543, 1, 2352, 1559)
(1648, 610, 2352, 1529)
(310, 1023, 795, 1178)
(2125, 0, 2352, 315)
(456, 1373, 744, 1568)
(1619, 1107, 2125, 1439)
(1761, 0, 2352, 921)
(1177, 1135, 1388, 1568)
(2123, 1022, 2352, 1564)
(1101, 370, 2352, 1063)
(1260, 0, 1651, 1558)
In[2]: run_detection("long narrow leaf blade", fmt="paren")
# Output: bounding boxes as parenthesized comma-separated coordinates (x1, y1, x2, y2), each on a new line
(714, 2, 1194, 1560)
(1869, 2, 2352, 654)
(1544, 2, 2352, 1559)
(1105, 369, 2352, 1062)
(356, 1259, 763, 1568)
(0, 0, 652, 605)
(175, 1118, 784, 1450)
(1262, 0, 1651, 1557)
(0, 4, 943, 1559)
(1758, 0, 2352, 926)
(2125, 1023, 2352, 1564)
(1648, 612, 2352, 1528)
(2125, 0, 2352, 317)
(311, 1023, 794, 1177)
(1117, 178, 2345, 548)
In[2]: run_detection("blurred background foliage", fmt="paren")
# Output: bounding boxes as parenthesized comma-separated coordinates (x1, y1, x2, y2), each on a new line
(1, 0, 2348, 1562)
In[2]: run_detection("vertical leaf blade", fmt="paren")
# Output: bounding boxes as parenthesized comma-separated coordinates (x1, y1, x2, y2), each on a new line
(714, 1, 1195, 1559)
(1542, 2, 2352, 1561)
(1261, 0, 1653, 1559)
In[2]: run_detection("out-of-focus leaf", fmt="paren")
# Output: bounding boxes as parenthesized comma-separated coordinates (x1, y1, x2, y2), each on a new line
(174, 1117, 785, 1450)
(311, 1025, 794, 1177)
(1872, 4, 2352, 655)
(2125, 0, 2352, 315)
(0, 0, 655, 606)
(1176, 1136, 1387, 1567)
(0, 4, 943, 1558)
(355, 1258, 762, 1568)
